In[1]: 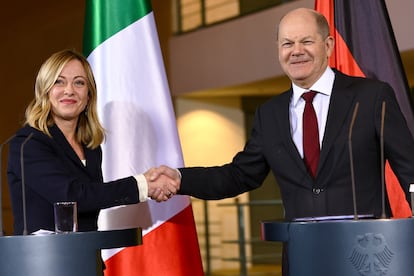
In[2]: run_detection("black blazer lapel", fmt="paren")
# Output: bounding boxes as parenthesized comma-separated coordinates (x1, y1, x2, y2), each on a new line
(274, 89, 309, 176)
(318, 72, 358, 176)
(49, 125, 89, 171)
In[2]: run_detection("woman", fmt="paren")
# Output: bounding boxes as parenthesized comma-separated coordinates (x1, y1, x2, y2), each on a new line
(7, 49, 177, 235)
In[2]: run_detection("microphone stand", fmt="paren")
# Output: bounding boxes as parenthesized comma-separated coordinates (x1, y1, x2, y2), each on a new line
(20, 133, 33, 235)
(380, 102, 387, 219)
(348, 102, 359, 220)
(0, 134, 16, 236)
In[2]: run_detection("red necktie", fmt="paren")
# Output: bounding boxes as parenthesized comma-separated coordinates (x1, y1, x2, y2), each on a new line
(302, 91, 320, 178)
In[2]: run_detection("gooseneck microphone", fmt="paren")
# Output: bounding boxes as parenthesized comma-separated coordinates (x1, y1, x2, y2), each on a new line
(20, 133, 33, 235)
(0, 134, 16, 236)
(348, 102, 360, 220)
(380, 101, 387, 219)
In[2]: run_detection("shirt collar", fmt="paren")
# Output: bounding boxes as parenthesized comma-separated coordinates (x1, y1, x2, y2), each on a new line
(291, 67, 335, 107)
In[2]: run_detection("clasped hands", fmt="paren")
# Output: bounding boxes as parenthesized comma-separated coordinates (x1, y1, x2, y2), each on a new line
(144, 165, 181, 202)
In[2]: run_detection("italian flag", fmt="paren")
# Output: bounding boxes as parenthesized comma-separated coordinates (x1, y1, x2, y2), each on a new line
(83, 0, 204, 275)
(315, 0, 413, 218)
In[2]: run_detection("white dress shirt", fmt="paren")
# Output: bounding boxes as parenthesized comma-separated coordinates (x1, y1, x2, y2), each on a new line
(290, 67, 335, 158)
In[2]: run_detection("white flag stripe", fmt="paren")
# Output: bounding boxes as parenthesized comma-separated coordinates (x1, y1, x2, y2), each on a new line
(88, 15, 183, 173)
(88, 12, 191, 261)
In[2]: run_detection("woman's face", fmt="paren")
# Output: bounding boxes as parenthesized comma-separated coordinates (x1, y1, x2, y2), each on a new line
(49, 59, 89, 125)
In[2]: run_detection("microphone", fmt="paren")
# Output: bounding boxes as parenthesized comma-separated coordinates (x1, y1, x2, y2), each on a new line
(348, 102, 359, 220)
(380, 101, 386, 219)
(20, 133, 33, 235)
(0, 134, 16, 236)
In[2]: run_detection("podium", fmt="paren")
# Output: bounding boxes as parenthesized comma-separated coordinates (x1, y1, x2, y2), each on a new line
(0, 228, 142, 276)
(261, 218, 414, 275)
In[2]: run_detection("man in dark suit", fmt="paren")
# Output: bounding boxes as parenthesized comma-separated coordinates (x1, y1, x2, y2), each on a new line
(151, 7, 414, 274)
(154, 7, 414, 219)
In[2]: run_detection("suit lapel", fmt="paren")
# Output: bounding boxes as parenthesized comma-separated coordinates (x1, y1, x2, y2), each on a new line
(274, 89, 309, 176)
(318, 72, 358, 175)
(273, 72, 359, 184)
(49, 125, 89, 171)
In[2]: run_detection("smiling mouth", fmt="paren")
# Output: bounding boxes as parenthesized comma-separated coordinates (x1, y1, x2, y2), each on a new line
(290, 60, 309, 65)
(61, 99, 77, 104)
(61, 101, 76, 105)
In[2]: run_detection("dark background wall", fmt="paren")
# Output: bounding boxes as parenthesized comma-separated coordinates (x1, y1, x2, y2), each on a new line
(0, 0, 170, 235)
(0, 1, 86, 235)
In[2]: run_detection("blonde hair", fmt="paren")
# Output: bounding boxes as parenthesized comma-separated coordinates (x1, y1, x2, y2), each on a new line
(25, 49, 105, 149)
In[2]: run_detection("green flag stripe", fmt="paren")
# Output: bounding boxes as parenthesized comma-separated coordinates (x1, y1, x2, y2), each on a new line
(83, 0, 152, 57)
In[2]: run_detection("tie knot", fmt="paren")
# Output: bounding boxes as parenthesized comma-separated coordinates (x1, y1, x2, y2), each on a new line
(302, 91, 317, 103)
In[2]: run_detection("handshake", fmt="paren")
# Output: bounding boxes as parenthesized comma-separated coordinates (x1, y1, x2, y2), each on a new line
(144, 165, 182, 202)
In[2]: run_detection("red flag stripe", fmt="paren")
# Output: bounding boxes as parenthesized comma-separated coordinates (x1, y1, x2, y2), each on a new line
(104, 205, 204, 276)
(332, 29, 364, 78)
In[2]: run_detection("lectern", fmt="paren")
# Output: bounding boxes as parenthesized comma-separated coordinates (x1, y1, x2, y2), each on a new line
(0, 228, 142, 276)
(261, 218, 414, 275)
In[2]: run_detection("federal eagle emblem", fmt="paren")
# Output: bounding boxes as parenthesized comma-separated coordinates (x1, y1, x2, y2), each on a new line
(349, 233, 394, 276)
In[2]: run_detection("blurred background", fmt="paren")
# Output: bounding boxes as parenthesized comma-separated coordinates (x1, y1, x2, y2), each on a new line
(1, 0, 413, 275)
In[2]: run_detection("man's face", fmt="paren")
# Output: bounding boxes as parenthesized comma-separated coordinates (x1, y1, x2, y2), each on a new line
(278, 10, 334, 89)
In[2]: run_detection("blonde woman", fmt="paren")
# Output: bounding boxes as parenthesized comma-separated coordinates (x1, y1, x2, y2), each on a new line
(7, 49, 178, 235)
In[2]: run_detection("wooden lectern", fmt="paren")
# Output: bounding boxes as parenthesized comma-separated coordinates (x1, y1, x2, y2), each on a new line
(0, 228, 142, 276)
(261, 218, 414, 275)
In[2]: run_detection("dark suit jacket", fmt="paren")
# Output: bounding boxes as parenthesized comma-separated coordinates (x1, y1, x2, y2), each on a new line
(7, 124, 139, 234)
(179, 70, 414, 220)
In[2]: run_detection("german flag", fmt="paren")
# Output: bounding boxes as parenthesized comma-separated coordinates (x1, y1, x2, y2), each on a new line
(315, 0, 414, 218)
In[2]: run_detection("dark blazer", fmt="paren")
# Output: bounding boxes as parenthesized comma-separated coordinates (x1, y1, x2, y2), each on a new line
(7, 124, 139, 234)
(179, 70, 414, 220)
